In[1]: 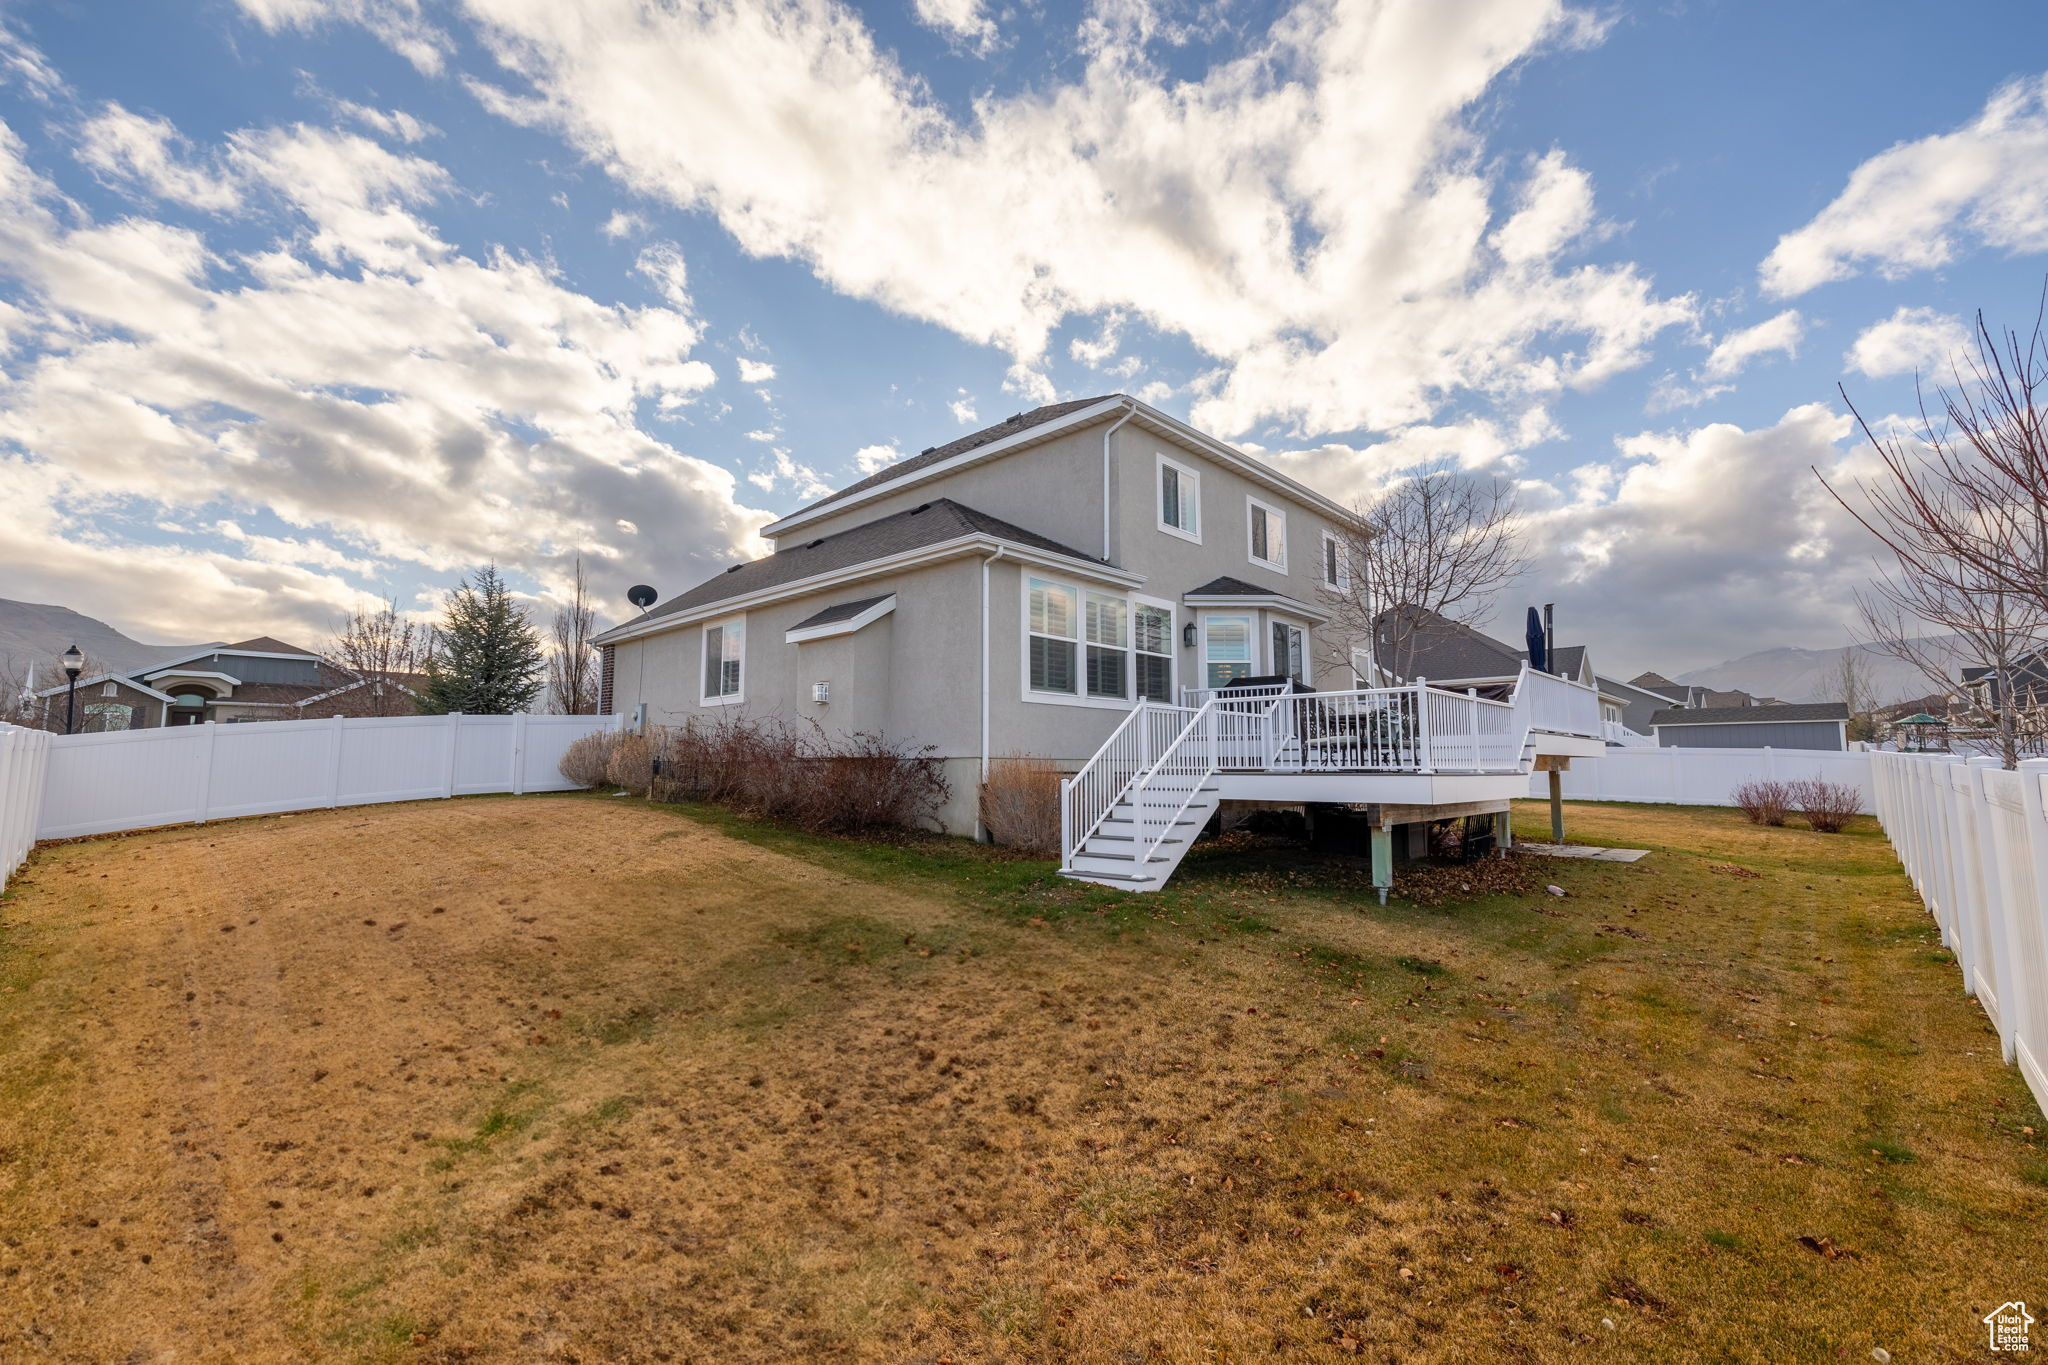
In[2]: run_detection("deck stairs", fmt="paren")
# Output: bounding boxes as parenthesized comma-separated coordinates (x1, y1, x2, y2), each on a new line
(1058, 664, 1603, 892)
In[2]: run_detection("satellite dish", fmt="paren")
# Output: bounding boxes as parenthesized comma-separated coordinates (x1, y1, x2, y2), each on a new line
(627, 584, 657, 610)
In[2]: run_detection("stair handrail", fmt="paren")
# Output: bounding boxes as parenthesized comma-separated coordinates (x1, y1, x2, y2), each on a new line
(1134, 693, 1290, 866)
(1061, 700, 1196, 867)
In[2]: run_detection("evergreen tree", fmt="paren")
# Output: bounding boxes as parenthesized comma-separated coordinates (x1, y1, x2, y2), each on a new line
(419, 565, 545, 714)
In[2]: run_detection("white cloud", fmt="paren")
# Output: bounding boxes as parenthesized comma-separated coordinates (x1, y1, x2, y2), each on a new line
(600, 209, 646, 239)
(452, 0, 1691, 439)
(948, 393, 978, 424)
(744, 428, 777, 442)
(1762, 73, 2048, 297)
(736, 356, 777, 383)
(912, 0, 997, 53)
(0, 108, 765, 642)
(1699, 309, 1804, 381)
(1845, 305, 1971, 379)
(233, 0, 452, 75)
(75, 103, 242, 211)
(329, 97, 436, 143)
(853, 443, 902, 474)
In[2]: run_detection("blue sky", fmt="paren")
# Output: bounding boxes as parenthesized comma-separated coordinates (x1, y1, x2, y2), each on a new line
(1, 0, 2045, 676)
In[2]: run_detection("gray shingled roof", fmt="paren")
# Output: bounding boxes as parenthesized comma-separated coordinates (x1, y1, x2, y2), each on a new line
(790, 396, 1118, 520)
(789, 594, 893, 631)
(614, 498, 1100, 632)
(1649, 701, 1851, 727)
(1187, 575, 1280, 596)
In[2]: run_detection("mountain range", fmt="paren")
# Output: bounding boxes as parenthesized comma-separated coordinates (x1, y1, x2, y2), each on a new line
(1672, 638, 1970, 707)
(0, 599, 205, 685)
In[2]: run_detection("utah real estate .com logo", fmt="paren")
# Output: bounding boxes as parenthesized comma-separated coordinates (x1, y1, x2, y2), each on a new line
(1986, 1302, 2035, 1352)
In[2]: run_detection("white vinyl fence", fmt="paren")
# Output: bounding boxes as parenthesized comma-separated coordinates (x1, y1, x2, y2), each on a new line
(0, 723, 53, 889)
(4, 712, 616, 844)
(1871, 752, 2048, 1113)
(1529, 745, 1874, 811)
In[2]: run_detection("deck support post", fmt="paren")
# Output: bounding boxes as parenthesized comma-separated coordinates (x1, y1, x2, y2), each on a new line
(1493, 808, 1513, 858)
(1369, 824, 1392, 906)
(1548, 769, 1564, 843)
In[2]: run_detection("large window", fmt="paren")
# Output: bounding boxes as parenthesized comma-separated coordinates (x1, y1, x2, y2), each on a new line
(1158, 453, 1200, 542)
(1028, 578, 1079, 694)
(701, 616, 745, 703)
(1204, 614, 1254, 690)
(1247, 496, 1287, 570)
(1135, 602, 1174, 702)
(1083, 592, 1128, 699)
(1026, 577, 1175, 706)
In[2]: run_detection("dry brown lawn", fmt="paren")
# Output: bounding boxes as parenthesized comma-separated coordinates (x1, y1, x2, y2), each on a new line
(0, 794, 2043, 1363)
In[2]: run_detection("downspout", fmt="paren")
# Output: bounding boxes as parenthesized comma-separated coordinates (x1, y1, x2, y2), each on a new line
(980, 546, 1008, 799)
(1101, 398, 1138, 562)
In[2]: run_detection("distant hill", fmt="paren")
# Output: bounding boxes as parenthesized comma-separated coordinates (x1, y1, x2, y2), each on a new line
(1675, 638, 1969, 706)
(0, 599, 206, 683)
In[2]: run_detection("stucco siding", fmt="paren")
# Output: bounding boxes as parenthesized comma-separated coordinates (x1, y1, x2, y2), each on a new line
(1655, 721, 1846, 750)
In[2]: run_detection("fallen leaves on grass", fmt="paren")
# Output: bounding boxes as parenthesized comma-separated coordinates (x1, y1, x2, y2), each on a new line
(1709, 862, 1762, 879)
(1395, 853, 1546, 906)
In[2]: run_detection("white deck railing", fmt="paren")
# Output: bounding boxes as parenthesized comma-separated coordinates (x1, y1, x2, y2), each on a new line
(1060, 664, 1604, 873)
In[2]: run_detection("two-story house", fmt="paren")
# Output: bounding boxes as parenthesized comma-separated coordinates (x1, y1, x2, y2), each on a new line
(36, 636, 412, 729)
(594, 395, 1607, 897)
(594, 395, 1365, 829)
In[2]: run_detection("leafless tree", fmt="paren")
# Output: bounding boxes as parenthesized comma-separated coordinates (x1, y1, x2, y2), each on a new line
(1822, 288, 2048, 768)
(1827, 645, 1883, 744)
(1322, 466, 1529, 684)
(548, 558, 600, 715)
(326, 600, 430, 717)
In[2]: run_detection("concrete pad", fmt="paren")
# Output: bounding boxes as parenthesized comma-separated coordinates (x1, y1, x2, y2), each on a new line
(1519, 842, 1650, 863)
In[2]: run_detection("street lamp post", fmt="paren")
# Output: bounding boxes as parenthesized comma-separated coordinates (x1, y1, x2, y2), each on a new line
(61, 644, 83, 735)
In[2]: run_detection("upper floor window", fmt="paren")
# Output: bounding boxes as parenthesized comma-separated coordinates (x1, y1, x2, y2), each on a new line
(702, 616, 745, 704)
(1158, 454, 1201, 542)
(1247, 496, 1287, 571)
(1320, 529, 1349, 590)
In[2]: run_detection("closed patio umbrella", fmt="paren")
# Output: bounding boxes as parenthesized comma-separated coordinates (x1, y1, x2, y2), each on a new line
(1525, 606, 1547, 673)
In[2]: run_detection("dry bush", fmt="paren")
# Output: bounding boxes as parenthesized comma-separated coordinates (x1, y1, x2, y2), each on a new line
(648, 715, 948, 835)
(1790, 778, 1863, 833)
(605, 731, 654, 796)
(558, 731, 621, 788)
(978, 755, 1065, 856)
(1731, 779, 1795, 826)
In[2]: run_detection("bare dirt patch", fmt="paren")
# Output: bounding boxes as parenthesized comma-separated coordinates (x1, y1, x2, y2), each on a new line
(0, 794, 2043, 1362)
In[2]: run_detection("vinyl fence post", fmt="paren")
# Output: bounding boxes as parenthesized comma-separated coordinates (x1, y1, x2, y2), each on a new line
(511, 712, 528, 796)
(444, 712, 462, 800)
(194, 721, 218, 826)
(327, 713, 346, 809)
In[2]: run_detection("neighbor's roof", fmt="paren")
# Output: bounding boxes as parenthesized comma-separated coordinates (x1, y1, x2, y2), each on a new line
(607, 498, 1101, 636)
(1649, 701, 1851, 727)
(793, 397, 1115, 521)
(1373, 606, 1524, 681)
(789, 594, 894, 631)
(216, 635, 321, 657)
(1631, 671, 1683, 692)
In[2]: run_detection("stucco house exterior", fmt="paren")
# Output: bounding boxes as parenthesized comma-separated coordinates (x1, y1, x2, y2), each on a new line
(1648, 701, 1851, 750)
(36, 637, 412, 730)
(594, 394, 1608, 894)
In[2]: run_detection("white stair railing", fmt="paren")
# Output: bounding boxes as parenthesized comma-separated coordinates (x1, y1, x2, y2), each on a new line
(1061, 701, 1197, 864)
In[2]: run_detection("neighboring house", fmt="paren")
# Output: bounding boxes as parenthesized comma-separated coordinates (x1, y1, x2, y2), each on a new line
(1595, 674, 1683, 737)
(1647, 701, 1851, 751)
(1961, 651, 2048, 714)
(35, 636, 414, 730)
(592, 393, 1607, 891)
(1630, 671, 1716, 709)
(1368, 606, 1647, 741)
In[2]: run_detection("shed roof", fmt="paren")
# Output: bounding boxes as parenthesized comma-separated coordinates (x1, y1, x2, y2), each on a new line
(1649, 701, 1851, 727)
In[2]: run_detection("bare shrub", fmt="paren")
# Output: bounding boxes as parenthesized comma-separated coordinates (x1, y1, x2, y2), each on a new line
(647, 715, 948, 835)
(1790, 778, 1862, 834)
(1731, 780, 1794, 826)
(558, 731, 620, 788)
(606, 732, 654, 796)
(979, 755, 1065, 855)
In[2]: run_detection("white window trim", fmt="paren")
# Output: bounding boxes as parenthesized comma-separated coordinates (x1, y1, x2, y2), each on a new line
(1319, 528, 1349, 590)
(1020, 575, 1176, 711)
(1156, 451, 1202, 544)
(1247, 495, 1288, 571)
(1200, 611, 1257, 693)
(1132, 593, 1177, 705)
(700, 615, 746, 706)
(1269, 616, 1313, 686)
